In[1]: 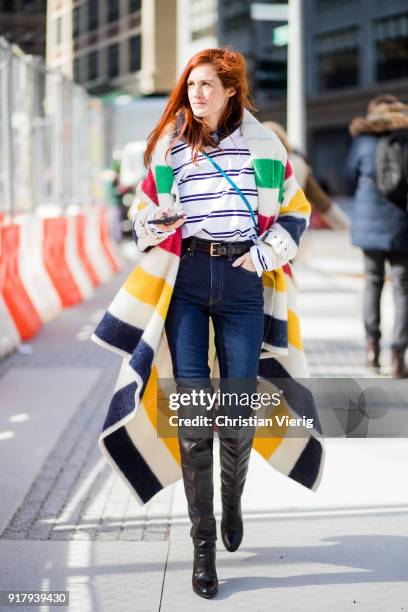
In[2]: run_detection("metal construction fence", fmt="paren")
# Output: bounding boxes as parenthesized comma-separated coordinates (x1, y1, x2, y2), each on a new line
(0, 37, 106, 216)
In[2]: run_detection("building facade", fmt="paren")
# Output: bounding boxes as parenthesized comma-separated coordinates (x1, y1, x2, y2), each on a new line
(304, 0, 408, 193)
(0, 0, 46, 56)
(46, 0, 177, 96)
(45, 0, 408, 192)
(218, 0, 408, 194)
(177, 0, 218, 77)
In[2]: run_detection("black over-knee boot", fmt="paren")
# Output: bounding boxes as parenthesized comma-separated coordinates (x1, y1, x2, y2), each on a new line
(219, 428, 254, 552)
(177, 386, 218, 599)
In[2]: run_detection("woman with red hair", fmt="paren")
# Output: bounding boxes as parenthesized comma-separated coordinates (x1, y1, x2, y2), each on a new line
(96, 47, 321, 599)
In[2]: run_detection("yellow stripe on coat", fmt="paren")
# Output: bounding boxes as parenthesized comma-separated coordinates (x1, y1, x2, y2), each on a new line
(263, 267, 287, 292)
(279, 189, 311, 216)
(287, 309, 303, 351)
(141, 365, 181, 465)
(124, 266, 173, 320)
(252, 399, 292, 457)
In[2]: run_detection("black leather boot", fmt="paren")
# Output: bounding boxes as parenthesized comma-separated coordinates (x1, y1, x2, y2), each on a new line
(192, 538, 218, 599)
(219, 430, 253, 552)
(178, 433, 218, 598)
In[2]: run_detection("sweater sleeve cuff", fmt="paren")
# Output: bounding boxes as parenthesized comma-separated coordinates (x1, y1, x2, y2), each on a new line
(249, 245, 266, 277)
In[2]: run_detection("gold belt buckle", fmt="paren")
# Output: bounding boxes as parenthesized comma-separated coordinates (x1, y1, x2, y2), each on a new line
(210, 242, 221, 256)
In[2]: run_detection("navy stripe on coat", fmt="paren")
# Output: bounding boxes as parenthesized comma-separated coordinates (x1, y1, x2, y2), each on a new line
(263, 313, 288, 348)
(103, 427, 163, 504)
(95, 311, 143, 356)
(289, 436, 322, 489)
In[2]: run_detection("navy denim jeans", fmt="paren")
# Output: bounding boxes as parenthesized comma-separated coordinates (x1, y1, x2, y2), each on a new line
(165, 240, 264, 545)
(165, 240, 265, 382)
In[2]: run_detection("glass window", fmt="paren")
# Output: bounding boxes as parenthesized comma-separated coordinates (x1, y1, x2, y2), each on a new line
(73, 6, 80, 39)
(108, 43, 119, 78)
(73, 57, 80, 82)
(222, 0, 249, 33)
(129, 35, 141, 71)
(1, 0, 14, 11)
(88, 0, 98, 31)
(316, 27, 360, 90)
(375, 13, 408, 82)
(21, 0, 36, 13)
(129, 0, 141, 12)
(255, 58, 287, 96)
(108, 0, 119, 23)
(88, 50, 98, 81)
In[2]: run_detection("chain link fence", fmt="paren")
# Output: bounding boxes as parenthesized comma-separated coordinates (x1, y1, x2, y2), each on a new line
(0, 37, 106, 216)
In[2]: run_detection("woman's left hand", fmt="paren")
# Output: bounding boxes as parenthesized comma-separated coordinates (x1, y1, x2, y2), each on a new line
(232, 252, 257, 273)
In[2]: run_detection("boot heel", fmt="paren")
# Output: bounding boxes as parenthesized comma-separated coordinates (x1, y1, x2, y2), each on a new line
(192, 543, 218, 599)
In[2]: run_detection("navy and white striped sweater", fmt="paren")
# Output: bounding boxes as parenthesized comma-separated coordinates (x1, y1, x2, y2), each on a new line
(147, 126, 278, 276)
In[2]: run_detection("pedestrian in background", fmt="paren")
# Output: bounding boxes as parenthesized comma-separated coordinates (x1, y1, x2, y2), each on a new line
(346, 94, 408, 378)
(263, 121, 350, 231)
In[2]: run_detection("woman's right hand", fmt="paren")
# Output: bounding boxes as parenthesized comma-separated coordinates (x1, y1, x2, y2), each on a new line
(151, 208, 187, 232)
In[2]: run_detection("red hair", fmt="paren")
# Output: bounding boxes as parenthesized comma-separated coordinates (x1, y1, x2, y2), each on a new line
(143, 47, 257, 168)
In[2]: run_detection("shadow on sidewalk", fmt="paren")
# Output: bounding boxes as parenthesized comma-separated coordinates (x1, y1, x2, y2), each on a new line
(211, 533, 408, 599)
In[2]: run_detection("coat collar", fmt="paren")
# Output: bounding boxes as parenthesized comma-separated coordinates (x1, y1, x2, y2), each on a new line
(151, 108, 283, 170)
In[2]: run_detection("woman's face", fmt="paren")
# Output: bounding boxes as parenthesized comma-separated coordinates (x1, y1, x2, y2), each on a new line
(187, 63, 236, 130)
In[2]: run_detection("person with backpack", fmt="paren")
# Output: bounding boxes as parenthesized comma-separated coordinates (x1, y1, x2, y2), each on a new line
(346, 94, 408, 378)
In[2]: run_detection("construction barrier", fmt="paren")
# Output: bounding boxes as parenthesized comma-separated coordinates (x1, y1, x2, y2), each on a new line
(18, 215, 62, 323)
(65, 213, 95, 300)
(0, 38, 119, 351)
(0, 294, 20, 358)
(83, 207, 114, 283)
(0, 223, 42, 341)
(76, 213, 100, 287)
(43, 217, 83, 308)
(99, 206, 122, 273)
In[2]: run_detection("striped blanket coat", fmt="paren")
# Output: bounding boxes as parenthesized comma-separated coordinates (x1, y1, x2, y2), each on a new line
(92, 109, 325, 504)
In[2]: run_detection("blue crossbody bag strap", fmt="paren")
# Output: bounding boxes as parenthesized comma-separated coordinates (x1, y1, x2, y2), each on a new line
(203, 151, 259, 234)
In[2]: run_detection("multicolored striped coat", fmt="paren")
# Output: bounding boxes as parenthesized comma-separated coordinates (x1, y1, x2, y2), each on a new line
(91, 109, 325, 504)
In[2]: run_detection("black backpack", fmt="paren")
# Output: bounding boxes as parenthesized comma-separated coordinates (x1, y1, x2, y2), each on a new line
(374, 129, 408, 211)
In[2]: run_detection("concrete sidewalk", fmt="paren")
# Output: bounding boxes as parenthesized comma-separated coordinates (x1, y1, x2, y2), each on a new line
(0, 233, 407, 612)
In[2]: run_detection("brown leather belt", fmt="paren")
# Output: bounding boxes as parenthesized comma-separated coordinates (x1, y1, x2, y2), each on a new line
(183, 237, 253, 257)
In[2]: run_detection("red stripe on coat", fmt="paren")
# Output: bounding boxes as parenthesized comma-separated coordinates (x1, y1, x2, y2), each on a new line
(285, 160, 293, 180)
(158, 228, 182, 256)
(258, 213, 275, 235)
(283, 263, 292, 278)
(141, 168, 159, 205)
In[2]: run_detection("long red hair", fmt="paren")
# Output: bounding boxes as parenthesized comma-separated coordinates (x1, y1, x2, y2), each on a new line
(143, 47, 257, 168)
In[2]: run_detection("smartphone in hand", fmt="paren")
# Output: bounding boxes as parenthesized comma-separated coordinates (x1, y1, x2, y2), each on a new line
(149, 213, 186, 226)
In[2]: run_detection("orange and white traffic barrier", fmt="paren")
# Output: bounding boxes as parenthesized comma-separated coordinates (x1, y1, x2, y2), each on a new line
(65, 213, 94, 300)
(0, 223, 42, 340)
(43, 216, 82, 308)
(99, 206, 122, 273)
(18, 215, 62, 323)
(0, 294, 20, 358)
(83, 206, 113, 283)
(76, 212, 100, 287)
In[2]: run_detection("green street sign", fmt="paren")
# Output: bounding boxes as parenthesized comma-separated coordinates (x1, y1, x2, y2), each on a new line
(273, 24, 289, 46)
